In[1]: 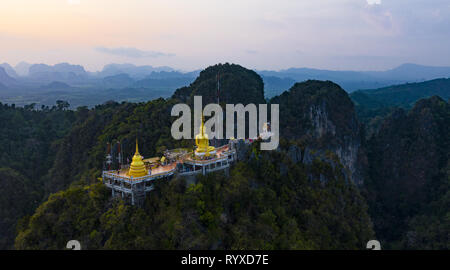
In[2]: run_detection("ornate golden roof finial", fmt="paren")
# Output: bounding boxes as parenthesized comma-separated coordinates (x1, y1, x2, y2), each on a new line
(128, 137, 147, 177)
(136, 137, 139, 154)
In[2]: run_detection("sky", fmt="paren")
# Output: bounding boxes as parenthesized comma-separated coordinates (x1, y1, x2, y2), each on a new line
(1, 0, 450, 72)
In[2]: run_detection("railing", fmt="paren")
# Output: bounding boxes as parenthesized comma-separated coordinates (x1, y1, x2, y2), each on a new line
(102, 144, 235, 186)
(103, 168, 175, 184)
(184, 149, 235, 165)
(206, 163, 230, 173)
(104, 182, 132, 193)
(178, 170, 203, 176)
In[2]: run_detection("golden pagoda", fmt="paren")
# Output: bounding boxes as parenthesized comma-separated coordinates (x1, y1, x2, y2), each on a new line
(195, 113, 216, 157)
(127, 139, 148, 177)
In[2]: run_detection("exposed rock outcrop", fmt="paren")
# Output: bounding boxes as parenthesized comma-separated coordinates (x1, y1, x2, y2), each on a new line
(271, 80, 366, 185)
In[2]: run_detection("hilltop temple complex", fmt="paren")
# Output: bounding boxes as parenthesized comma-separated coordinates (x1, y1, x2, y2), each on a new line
(102, 114, 238, 206)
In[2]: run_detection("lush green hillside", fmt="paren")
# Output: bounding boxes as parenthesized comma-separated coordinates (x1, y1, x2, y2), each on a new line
(350, 78, 450, 126)
(352, 79, 450, 108)
(15, 143, 373, 250)
(43, 98, 191, 195)
(0, 102, 76, 249)
(11, 65, 376, 250)
(0, 168, 40, 249)
(364, 96, 449, 249)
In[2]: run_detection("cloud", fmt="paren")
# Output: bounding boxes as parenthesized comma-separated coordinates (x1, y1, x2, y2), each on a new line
(95, 47, 175, 58)
(362, 2, 395, 33)
(366, 0, 381, 5)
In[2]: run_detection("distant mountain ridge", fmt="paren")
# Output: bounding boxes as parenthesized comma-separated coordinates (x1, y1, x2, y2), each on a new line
(1, 61, 450, 109)
(0, 67, 16, 86)
(2, 61, 450, 93)
(23, 63, 89, 84)
(0, 63, 18, 78)
(97, 63, 174, 79)
(102, 73, 135, 88)
(29, 63, 86, 76)
(351, 78, 450, 109)
(259, 63, 450, 95)
(14, 62, 31, 76)
(366, 63, 450, 81)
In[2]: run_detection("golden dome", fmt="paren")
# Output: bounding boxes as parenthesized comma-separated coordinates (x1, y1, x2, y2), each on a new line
(127, 139, 148, 177)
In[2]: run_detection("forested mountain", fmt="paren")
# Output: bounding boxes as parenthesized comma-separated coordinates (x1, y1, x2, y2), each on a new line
(15, 143, 374, 250)
(364, 96, 449, 249)
(350, 78, 450, 124)
(271, 80, 365, 185)
(173, 63, 265, 105)
(0, 63, 448, 250)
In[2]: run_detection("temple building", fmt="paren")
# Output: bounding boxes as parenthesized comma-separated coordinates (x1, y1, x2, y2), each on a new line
(102, 113, 237, 206)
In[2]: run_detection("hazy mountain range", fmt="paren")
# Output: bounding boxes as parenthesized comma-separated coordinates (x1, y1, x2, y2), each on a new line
(260, 63, 450, 96)
(0, 62, 449, 107)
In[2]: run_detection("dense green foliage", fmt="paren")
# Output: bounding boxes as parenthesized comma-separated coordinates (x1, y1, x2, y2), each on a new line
(0, 102, 76, 249)
(350, 78, 450, 129)
(45, 98, 189, 194)
(364, 96, 449, 249)
(15, 145, 373, 250)
(0, 102, 75, 181)
(352, 79, 450, 108)
(0, 168, 40, 249)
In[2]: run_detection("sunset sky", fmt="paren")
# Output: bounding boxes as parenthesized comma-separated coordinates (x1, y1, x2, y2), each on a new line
(1, 0, 449, 71)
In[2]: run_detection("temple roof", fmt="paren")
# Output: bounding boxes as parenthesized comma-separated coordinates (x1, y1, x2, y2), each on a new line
(127, 139, 148, 177)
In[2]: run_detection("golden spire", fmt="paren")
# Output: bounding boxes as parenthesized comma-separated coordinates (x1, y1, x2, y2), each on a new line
(127, 138, 147, 177)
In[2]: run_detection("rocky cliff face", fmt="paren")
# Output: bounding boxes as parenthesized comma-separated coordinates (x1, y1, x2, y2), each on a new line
(271, 80, 366, 185)
(173, 70, 366, 185)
